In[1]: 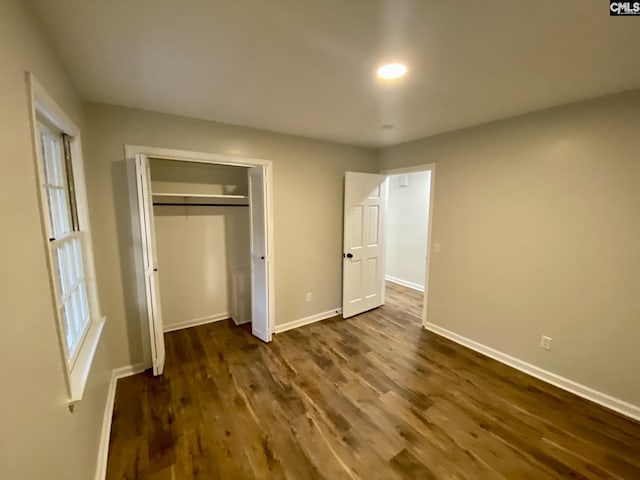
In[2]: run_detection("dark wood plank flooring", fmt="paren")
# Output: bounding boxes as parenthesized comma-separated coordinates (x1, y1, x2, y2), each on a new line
(107, 282, 640, 479)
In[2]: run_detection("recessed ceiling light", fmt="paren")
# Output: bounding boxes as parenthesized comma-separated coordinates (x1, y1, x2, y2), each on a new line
(381, 124, 395, 130)
(377, 63, 407, 80)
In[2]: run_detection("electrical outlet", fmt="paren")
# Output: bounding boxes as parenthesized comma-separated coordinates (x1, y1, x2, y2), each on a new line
(306, 292, 313, 302)
(540, 335, 552, 351)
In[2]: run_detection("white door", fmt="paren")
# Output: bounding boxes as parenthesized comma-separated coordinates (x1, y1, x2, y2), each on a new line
(248, 166, 272, 342)
(134, 154, 166, 375)
(342, 172, 388, 318)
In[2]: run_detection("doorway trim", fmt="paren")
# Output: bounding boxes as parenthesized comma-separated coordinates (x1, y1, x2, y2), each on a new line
(380, 163, 436, 328)
(125, 144, 276, 367)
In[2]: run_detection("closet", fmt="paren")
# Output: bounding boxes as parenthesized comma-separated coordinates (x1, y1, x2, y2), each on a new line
(129, 150, 273, 376)
(150, 159, 252, 331)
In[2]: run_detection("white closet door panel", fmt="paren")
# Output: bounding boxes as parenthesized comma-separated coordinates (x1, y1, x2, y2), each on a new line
(134, 154, 165, 375)
(248, 166, 271, 342)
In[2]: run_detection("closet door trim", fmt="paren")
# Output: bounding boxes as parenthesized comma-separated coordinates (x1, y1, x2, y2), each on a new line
(125, 145, 275, 367)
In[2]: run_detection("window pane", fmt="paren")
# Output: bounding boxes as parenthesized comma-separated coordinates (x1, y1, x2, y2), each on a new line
(72, 238, 84, 280)
(70, 290, 81, 337)
(66, 241, 76, 286)
(55, 238, 91, 360)
(78, 282, 89, 325)
(52, 248, 64, 296)
(64, 296, 75, 339)
(61, 303, 74, 353)
(56, 242, 74, 296)
(41, 130, 72, 239)
(66, 241, 76, 287)
(58, 189, 71, 234)
(44, 188, 57, 238)
(47, 188, 71, 238)
(55, 246, 67, 295)
(42, 133, 60, 186)
(48, 188, 62, 236)
(65, 294, 80, 353)
(65, 286, 90, 359)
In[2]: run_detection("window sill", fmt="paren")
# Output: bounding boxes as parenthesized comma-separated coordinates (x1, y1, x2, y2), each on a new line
(67, 316, 106, 408)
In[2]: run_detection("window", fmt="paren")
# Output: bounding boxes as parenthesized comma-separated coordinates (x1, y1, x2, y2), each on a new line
(28, 73, 104, 405)
(38, 123, 91, 365)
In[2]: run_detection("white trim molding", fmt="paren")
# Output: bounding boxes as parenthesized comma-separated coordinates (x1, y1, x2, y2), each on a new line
(125, 144, 276, 364)
(27, 72, 106, 405)
(274, 308, 342, 334)
(424, 322, 640, 422)
(95, 363, 147, 480)
(232, 316, 251, 326)
(385, 275, 425, 292)
(112, 362, 148, 380)
(163, 312, 230, 333)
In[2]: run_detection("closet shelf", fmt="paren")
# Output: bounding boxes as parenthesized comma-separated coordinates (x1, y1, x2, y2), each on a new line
(152, 193, 249, 206)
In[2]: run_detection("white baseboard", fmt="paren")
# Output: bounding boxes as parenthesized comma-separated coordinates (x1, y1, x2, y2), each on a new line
(385, 275, 425, 292)
(424, 322, 640, 422)
(231, 315, 251, 326)
(94, 362, 147, 480)
(112, 362, 147, 379)
(274, 308, 342, 334)
(163, 312, 230, 333)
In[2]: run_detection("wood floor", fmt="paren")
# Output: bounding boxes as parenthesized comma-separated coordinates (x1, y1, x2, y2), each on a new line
(107, 282, 640, 479)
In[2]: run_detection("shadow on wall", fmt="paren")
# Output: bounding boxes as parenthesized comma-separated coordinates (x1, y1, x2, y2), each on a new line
(224, 207, 252, 325)
(111, 160, 147, 365)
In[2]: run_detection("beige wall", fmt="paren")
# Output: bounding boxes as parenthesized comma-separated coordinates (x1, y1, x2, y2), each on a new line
(379, 91, 640, 406)
(0, 1, 112, 479)
(150, 158, 249, 196)
(83, 102, 377, 368)
(154, 206, 250, 329)
(385, 171, 431, 288)
(151, 161, 251, 330)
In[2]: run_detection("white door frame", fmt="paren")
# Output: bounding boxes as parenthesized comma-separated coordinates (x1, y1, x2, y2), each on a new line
(380, 163, 436, 328)
(125, 145, 276, 367)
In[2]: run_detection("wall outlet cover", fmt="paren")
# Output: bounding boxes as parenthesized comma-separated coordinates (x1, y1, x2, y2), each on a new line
(540, 335, 552, 350)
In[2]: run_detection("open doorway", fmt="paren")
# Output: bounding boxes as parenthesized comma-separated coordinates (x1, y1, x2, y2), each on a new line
(341, 165, 435, 324)
(385, 170, 432, 291)
(384, 167, 433, 322)
(126, 145, 275, 375)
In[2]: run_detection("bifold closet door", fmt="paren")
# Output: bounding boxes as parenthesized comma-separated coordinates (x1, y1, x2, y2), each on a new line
(248, 166, 271, 342)
(133, 154, 166, 375)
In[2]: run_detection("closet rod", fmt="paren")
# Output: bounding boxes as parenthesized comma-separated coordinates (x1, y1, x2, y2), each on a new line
(153, 202, 249, 207)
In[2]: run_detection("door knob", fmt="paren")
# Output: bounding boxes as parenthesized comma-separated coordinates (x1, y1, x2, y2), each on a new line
(345, 253, 353, 259)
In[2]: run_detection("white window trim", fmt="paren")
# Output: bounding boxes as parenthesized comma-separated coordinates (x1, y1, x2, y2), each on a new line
(26, 72, 105, 406)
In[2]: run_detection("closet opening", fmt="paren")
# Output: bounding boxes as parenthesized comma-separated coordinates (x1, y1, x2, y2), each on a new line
(126, 146, 274, 375)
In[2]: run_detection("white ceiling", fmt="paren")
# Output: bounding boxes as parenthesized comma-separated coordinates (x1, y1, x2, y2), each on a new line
(30, 0, 640, 147)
